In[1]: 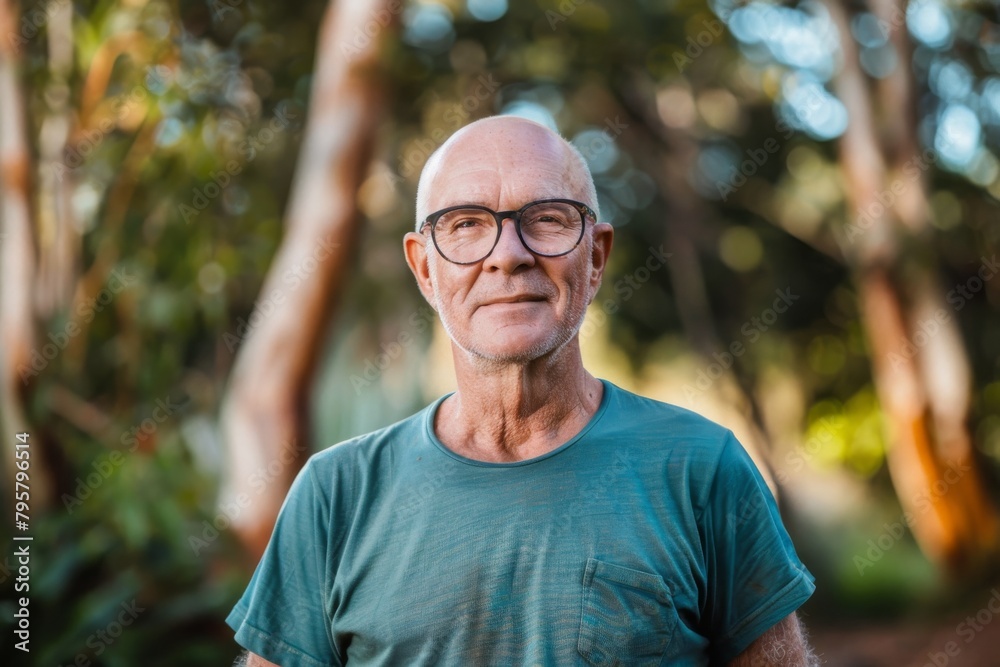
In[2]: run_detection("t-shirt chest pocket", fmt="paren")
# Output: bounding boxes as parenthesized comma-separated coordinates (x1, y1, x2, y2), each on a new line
(577, 558, 678, 666)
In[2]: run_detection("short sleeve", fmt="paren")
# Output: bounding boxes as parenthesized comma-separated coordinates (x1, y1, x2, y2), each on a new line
(701, 431, 815, 664)
(226, 460, 340, 667)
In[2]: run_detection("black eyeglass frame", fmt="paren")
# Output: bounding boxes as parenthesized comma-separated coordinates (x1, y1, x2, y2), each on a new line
(419, 198, 598, 265)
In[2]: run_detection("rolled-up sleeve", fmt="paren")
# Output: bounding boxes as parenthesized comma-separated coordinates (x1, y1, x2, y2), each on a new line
(701, 431, 816, 664)
(226, 461, 340, 667)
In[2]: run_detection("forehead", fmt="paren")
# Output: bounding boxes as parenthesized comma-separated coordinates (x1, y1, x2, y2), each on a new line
(423, 127, 580, 211)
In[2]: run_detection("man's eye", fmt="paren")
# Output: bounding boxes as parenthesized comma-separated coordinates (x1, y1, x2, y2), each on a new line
(447, 218, 488, 232)
(526, 214, 568, 226)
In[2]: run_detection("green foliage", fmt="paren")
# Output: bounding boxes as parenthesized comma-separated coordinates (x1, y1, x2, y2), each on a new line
(4, 0, 1000, 663)
(805, 387, 887, 476)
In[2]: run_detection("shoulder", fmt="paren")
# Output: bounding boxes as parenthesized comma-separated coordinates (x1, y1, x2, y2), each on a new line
(302, 398, 439, 486)
(278, 401, 438, 541)
(602, 380, 734, 452)
(601, 381, 747, 506)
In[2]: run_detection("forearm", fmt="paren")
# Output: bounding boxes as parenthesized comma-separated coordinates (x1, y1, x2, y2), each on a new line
(236, 650, 281, 667)
(727, 613, 821, 666)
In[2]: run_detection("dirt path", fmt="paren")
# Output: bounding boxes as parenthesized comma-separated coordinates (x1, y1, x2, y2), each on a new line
(811, 607, 1000, 667)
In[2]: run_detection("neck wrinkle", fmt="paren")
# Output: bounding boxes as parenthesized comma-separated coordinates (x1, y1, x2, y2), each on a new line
(436, 345, 603, 463)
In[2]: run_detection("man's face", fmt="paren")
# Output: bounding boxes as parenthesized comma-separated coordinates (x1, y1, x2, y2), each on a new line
(404, 121, 612, 365)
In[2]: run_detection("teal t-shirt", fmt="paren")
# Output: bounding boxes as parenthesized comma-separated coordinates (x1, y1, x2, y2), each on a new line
(227, 379, 815, 666)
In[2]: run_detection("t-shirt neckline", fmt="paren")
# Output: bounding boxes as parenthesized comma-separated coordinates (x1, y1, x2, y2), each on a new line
(423, 378, 613, 468)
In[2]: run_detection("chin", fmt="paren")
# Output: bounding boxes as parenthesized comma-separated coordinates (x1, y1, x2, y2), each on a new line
(463, 330, 575, 366)
(442, 308, 585, 366)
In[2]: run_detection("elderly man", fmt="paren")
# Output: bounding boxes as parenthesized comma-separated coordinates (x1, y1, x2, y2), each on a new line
(227, 116, 818, 666)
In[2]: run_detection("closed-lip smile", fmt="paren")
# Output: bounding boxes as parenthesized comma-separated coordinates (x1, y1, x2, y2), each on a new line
(483, 295, 547, 306)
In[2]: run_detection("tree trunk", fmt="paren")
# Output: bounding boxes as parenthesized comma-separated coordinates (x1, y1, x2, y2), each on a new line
(0, 0, 55, 504)
(826, 0, 999, 573)
(35, 0, 77, 318)
(218, 0, 393, 561)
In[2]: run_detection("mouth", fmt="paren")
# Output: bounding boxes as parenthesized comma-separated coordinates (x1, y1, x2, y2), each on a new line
(483, 295, 548, 306)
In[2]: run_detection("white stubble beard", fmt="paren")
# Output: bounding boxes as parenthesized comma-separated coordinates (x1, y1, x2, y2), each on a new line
(429, 258, 594, 369)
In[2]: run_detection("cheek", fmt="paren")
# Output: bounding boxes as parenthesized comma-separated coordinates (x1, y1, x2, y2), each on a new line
(428, 263, 477, 313)
(564, 263, 594, 299)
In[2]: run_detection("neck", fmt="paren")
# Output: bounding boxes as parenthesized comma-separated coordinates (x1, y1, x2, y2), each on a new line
(435, 338, 604, 463)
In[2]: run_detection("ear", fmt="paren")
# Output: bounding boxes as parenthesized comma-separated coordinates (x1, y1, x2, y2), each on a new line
(587, 222, 614, 302)
(403, 231, 438, 310)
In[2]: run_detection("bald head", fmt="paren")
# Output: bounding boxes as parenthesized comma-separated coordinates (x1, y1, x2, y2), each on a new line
(414, 116, 599, 231)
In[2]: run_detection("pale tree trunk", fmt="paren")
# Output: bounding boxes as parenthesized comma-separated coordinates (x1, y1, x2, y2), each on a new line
(827, 0, 999, 572)
(0, 0, 54, 503)
(35, 0, 77, 318)
(218, 0, 393, 561)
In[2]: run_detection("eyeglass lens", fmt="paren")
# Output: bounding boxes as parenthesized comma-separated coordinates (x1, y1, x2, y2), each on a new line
(433, 202, 582, 263)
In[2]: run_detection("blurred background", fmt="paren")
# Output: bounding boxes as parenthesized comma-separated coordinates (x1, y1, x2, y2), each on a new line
(1, 0, 999, 664)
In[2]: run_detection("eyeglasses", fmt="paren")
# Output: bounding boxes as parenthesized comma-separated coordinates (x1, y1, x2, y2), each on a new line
(420, 198, 596, 265)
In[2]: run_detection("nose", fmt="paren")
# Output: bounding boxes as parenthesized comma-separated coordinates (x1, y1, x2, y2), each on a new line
(482, 216, 535, 272)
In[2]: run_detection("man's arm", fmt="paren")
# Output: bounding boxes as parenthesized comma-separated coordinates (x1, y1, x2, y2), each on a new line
(235, 651, 280, 667)
(727, 612, 820, 666)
